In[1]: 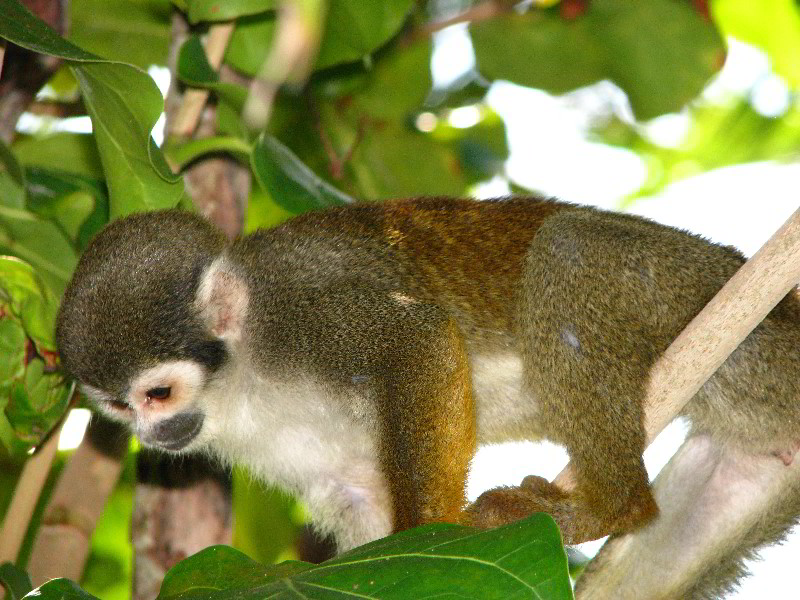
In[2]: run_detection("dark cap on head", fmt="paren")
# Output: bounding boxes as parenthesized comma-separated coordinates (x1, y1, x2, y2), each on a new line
(56, 210, 229, 393)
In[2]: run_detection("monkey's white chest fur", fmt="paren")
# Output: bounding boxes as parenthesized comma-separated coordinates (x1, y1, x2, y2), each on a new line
(199, 365, 393, 550)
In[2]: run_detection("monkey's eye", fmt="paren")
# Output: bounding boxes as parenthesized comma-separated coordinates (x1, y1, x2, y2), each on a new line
(146, 386, 172, 401)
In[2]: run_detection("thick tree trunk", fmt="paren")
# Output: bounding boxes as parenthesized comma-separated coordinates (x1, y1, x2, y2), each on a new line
(131, 453, 232, 600)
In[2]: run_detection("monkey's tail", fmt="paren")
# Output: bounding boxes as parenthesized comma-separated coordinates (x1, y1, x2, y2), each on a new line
(575, 433, 800, 600)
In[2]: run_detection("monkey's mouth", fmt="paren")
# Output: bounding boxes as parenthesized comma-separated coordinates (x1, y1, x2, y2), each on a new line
(145, 412, 205, 451)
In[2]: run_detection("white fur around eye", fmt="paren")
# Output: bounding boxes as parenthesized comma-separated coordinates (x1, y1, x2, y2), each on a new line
(129, 360, 205, 412)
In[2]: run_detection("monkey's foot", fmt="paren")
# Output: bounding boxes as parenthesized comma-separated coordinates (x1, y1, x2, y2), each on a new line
(465, 476, 613, 544)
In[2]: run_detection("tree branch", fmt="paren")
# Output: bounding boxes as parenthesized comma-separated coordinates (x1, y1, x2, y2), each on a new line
(0, 423, 62, 565)
(26, 418, 128, 587)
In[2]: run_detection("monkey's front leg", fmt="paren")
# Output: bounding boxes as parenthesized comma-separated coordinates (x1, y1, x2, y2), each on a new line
(308, 291, 477, 550)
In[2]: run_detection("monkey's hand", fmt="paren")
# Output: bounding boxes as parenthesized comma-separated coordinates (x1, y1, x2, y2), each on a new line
(465, 475, 654, 545)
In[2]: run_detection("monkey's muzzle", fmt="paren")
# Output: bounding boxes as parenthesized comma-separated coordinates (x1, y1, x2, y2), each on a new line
(143, 411, 205, 451)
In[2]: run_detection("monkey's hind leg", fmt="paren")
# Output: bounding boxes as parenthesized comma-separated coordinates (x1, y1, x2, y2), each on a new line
(469, 210, 674, 543)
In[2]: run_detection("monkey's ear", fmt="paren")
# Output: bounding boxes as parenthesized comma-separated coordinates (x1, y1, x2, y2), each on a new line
(196, 259, 248, 341)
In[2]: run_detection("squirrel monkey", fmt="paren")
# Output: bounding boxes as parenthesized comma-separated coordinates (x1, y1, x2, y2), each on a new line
(56, 197, 800, 598)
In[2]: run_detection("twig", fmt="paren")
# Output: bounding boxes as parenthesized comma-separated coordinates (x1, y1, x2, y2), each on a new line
(243, 1, 325, 130)
(553, 207, 800, 491)
(170, 22, 235, 138)
(308, 97, 366, 179)
(416, 0, 511, 38)
(0, 422, 63, 565)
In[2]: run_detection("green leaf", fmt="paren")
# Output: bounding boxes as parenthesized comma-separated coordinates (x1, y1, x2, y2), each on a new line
(0, 319, 25, 386)
(0, 0, 186, 218)
(0, 256, 60, 351)
(0, 562, 33, 600)
(0, 140, 25, 196)
(224, 11, 277, 76)
(177, 35, 249, 110)
(334, 35, 433, 121)
(0, 139, 26, 210)
(73, 64, 185, 218)
(158, 546, 312, 598)
(68, 0, 172, 69)
(251, 134, 353, 213)
(13, 133, 104, 180)
(224, 0, 415, 76)
(166, 136, 252, 171)
(24, 167, 109, 250)
(158, 514, 571, 599)
(0, 257, 71, 449)
(6, 359, 72, 445)
(22, 579, 100, 600)
(279, 38, 478, 198)
(186, 0, 274, 23)
(315, 0, 416, 70)
(0, 207, 78, 296)
(471, 0, 725, 119)
(0, 0, 96, 61)
(712, 0, 800, 88)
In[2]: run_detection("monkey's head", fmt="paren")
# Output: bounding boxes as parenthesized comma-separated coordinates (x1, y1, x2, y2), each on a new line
(56, 210, 246, 452)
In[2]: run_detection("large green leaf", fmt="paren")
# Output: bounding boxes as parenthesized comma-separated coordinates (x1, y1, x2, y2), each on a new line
(157, 514, 571, 599)
(0, 145, 84, 297)
(0, 0, 185, 218)
(224, 12, 277, 76)
(24, 167, 109, 251)
(471, 0, 724, 120)
(23, 579, 99, 600)
(276, 38, 492, 199)
(251, 134, 353, 213)
(69, 0, 172, 69)
(0, 257, 59, 351)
